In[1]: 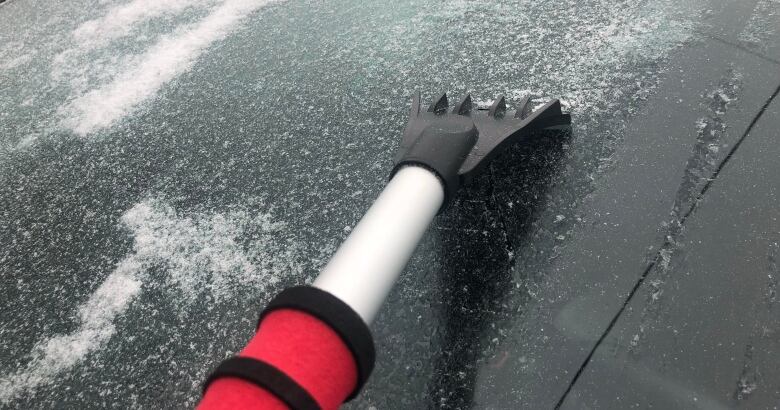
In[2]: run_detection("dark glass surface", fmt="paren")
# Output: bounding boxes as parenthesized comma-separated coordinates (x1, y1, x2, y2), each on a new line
(0, 0, 778, 408)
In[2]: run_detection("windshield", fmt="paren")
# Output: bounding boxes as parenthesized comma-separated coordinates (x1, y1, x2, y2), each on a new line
(1, 0, 779, 408)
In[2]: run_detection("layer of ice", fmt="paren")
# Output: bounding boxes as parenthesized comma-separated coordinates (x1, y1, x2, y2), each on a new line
(0, 0, 717, 406)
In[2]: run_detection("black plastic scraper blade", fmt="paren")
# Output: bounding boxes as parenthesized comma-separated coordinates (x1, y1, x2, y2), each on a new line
(460, 96, 571, 183)
(392, 92, 571, 210)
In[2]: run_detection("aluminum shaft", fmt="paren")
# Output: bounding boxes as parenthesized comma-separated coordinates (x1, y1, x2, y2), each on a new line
(313, 165, 444, 324)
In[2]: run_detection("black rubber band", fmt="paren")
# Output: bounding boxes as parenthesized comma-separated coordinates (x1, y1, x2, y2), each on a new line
(203, 357, 321, 410)
(259, 285, 375, 401)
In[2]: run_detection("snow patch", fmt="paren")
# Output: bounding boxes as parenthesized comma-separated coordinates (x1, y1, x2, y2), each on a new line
(0, 197, 295, 403)
(121, 198, 295, 301)
(60, 0, 282, 135)
(71, 0, 209, 52)
(0, 52, 35, 71)
(0, 266, 141, 403)
(739, 0, 780, 53)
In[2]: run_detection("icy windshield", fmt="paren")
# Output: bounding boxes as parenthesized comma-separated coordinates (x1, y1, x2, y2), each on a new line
(1, 0, 779, 408)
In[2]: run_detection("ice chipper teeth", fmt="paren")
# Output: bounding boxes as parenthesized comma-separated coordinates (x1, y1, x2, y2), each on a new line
(461, 93, 571, 181)
(452, 94, 472, 115)
(408, 92, 422, 117)
(514, 95, 533, 119)
(396, 92, 479, 168)
(393, 92, 571, 209)
(427, 93, 449, 114)
(488, 95, 507, 117)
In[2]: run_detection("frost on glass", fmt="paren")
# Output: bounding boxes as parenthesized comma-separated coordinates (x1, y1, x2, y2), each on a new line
(0, 0, 725, 407)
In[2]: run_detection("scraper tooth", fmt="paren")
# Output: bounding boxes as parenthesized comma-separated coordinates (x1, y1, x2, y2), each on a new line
(409, 92, 421, 117)
(427, 93, 449, 114)
(521, 99, 571, 131)
(452, 93, 472, 115)
(488, 95, 506, 117)
(532, 99, 563, 119)
(409, 91, 421, 116)
(514, 95, 533, 119)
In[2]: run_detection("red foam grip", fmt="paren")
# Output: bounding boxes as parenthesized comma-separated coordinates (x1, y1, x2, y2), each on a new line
(198, 309, 358, 410)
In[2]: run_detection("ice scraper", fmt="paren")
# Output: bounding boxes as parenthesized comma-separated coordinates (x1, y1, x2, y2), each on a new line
(199, 92, 571, 410)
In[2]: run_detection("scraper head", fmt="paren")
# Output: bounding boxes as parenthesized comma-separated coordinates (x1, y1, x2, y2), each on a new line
(392, 92, 571, 208)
